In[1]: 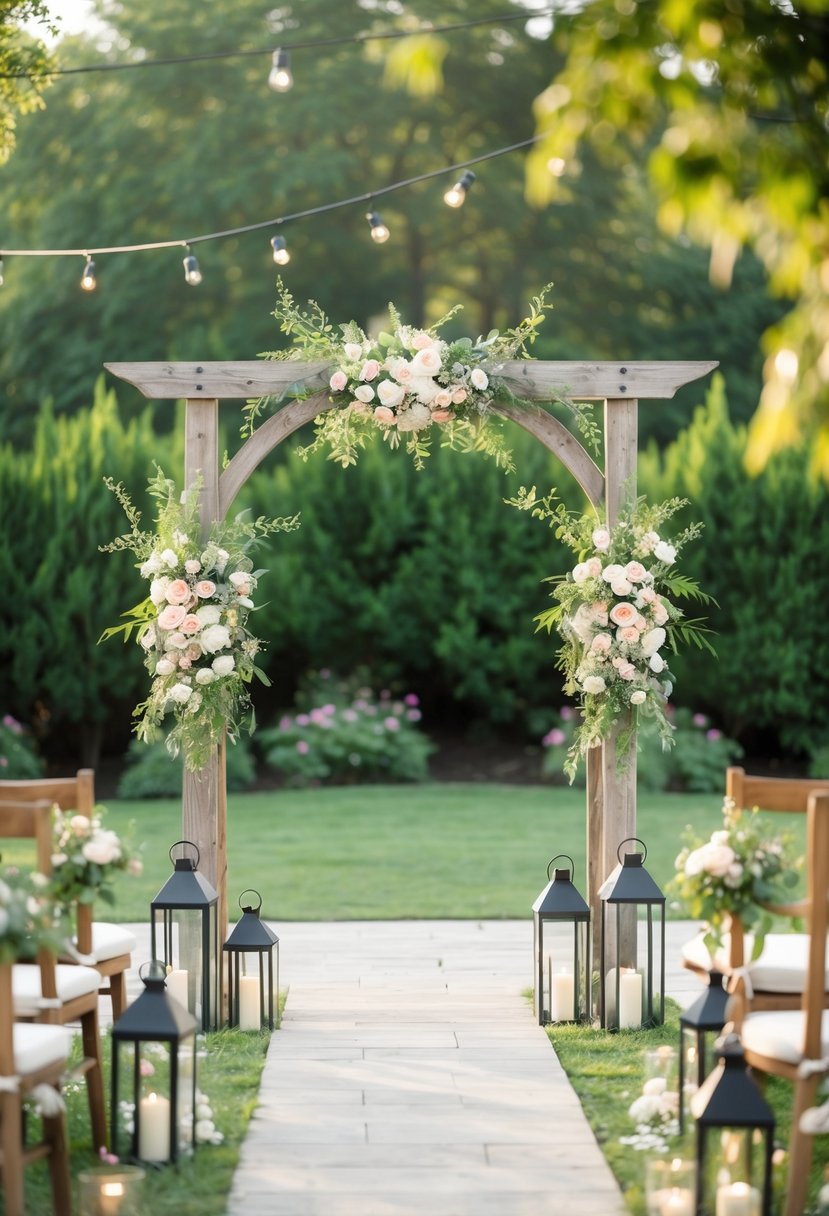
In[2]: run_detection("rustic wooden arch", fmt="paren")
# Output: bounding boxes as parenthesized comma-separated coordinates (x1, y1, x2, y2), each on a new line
(106, 357, 716, 955)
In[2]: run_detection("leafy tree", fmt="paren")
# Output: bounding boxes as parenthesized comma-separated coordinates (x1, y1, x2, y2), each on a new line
(0, 0, 776, 447)
(0, 1, 54, 163)
(528, 0, 829, 476)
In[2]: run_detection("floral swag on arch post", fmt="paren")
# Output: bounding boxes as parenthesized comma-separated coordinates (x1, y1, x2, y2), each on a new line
(511, 489, 716, 781)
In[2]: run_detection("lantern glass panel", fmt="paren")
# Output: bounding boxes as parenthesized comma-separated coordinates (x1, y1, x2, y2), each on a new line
(645, 1157, 694, 1216)
(77, 1166, 145, 1216)
(698, 1130, 765, 1215)
(599, 839, 666, 1032)
(537, 920, 587, 1023)
(111, 1033, 196, 1165)
(152, 906, 218, 1028)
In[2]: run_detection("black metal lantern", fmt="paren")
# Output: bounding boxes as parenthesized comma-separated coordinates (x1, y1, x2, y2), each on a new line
(599, 837, 666, 1031)
(690, 1032, 774, 1216)
(111, 961, 198, 1166)
(151, 840, 219, 1033)
(532, 854, 590, 1025)
(679, 970, 729, 1133)
(223, 889, 280, 1031)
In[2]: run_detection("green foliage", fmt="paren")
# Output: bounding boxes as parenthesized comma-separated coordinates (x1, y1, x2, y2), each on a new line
(639, 375, 829, 757)
(0, 711, 44, 777)
(116, 737, 256, 798)
(0, 2, 55, 164)
(0, 380, 172, 763)
(259, 670, 432, 786)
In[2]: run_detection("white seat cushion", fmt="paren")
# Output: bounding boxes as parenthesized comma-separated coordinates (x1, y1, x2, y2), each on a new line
(75, 922, 136, 964)
(741, 1009, 829, 1065)
(13, 1022, 73, 1073)
(12, 962, 102, 1015)
(681, 931, 827, 993)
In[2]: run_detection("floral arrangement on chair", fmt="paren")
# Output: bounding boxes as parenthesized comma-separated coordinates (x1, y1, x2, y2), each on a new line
(49, 807, 142, 910)
(247, 280, 572, 469)
(0, 867, 62, 963)
(513, 490, 714, 780)
(101, 468, 300, 771)
(670, 796, 801, 957)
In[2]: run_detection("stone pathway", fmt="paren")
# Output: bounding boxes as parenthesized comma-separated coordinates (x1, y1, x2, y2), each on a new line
(215, 919, 700, 1216)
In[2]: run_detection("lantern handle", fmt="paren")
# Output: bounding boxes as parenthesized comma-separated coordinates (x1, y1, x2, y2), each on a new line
(547, 854, 575, 879)
(138, 959, 167, 983)
(169, 839, 201, 868)
(238, 888, 263, 913)
(616, 836, 647, 864)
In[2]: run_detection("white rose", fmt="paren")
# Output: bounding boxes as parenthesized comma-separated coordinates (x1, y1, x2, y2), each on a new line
(140, 553, 163, 577)
(410, 346, 443, 376)
(354, 384, 375, 403)
(184, 559, 201, 574)
(630, 689, 647, 705)
(640, 627, 666, 657)
(196, 605, 221, 627)
(82, 830, 121, 866)
(701, 842, 738, 877)
(343, 342, 363, 361)
(592, 527, 611, 552)
(376, 379, 406, 408)
(469, 367, 489, 390)
(212, 654, 236, 677)
(168, 682, 193, 704)
(610, 577, 633, 596)
(572, 562, 592, 584)
(160, 548, 179, 569)
(654, 540, 676, 564)
(200, 624, 231, 654)
(601, 563, 626, 584)
(195, 668, 215, 685)
(155, 658, 176, 676)
(582, 675, 606, 695)
(150, 577, 171, 606)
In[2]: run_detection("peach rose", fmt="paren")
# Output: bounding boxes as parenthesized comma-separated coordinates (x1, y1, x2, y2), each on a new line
(195, 580, 216, 599)
(158, 603, 187, 631)
(591, 632, 613, 654)
(411, 346, 442, 376)
(617, 625, 640, 643)
(430, 409, 453, 423)
(451, 387, 467, 404)
(411, 331, 434, 350)
(360, 360, 380, 381)
(609, 602, 638, 628)
(374, 406, 395, 425)
(165, 579, 191, 605)
(625, 561, 648, 583)
(181, 614, 201, 635)
(329, 370, 347, 392)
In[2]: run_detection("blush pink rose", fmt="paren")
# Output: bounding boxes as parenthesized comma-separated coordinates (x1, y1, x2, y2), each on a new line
(617, 625, 640, 643)
(591, 632, 613, 654)
(411, 331, 434, 350)
(609, 602, 638, 628)
(592, 527, 611, 552)
(433, 390, 453, 409)
(430, 409, 453, 423)
(652, 602, 669, 626)
(615, 659, 637, 680)
(625, 561, 648, 583)
(329, 370, 348, 392)
(195, 580, 216, 599)
(391, 360, 413, 383)
(611, 577, 633, 596)
(360, 360, 380, 381)
(411, 347, 442, 376)
(181, 614, 201, 635)
(374, 406, 395, 425)
(158, 604, 187, 631)
(451, 387, 467, 404)
(165, 579, 191, 605)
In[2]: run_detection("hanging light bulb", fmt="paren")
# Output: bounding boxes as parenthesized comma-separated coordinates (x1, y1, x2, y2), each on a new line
(366, 210, 390, 244)
(268, 48, 293, 93)
(183, 250, 202, 286)
(270, 234, 290, 265)
(443, 170, 476, 208)
(80, 256, 97, 292)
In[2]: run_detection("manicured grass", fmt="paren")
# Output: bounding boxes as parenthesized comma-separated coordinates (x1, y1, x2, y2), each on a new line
(3, 783, 805, 922)
(546, 1005, 828, 1214)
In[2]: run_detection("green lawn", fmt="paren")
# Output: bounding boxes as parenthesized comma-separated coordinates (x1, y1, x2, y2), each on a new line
(4, 783, 806, 922)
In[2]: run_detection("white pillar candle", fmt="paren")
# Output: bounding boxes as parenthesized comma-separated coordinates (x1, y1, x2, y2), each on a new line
(618, 968, 642, 1029)
(166, 969, 189, 1009)
(238, 974, 261, 1031)
(661, 1187, 694, 1216)
(550, 969, 575, 1021)
(138, 1092, 170, 1163)
(715, 1182, 761, 1216)
(98, 1180, 126, 1216)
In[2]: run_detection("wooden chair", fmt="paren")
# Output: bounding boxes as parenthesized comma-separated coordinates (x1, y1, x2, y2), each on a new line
(681, 767, 829, 1012)
(730, 790, 829, 1216)
(0, 957, 73, 1216)
(0, 799, 108, 1150)
(0, 770, 136, 1019)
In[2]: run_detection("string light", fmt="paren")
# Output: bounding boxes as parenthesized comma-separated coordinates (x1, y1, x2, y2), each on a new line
(80, 255, 97, 291)
(270, 235, 290, 265)
(366, 210, 390, 244)
(443, 170, 476, 208)
(268, 48, 293, 93)
(0, 258, 4, 288)
(182, 250, 202, 285)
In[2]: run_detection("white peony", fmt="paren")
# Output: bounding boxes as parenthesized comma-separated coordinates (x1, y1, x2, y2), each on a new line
(395, 402, 432, 432)
(155, 658, 176, 676)
(630, 689, 647, 705)
(469, 367, 489, 391)
(150, 577, 171, 606)
(601, 563, 626, 584)
(168, 682, 193, 704)
(195, 668, 215, 685)
(82, 830, 122, 866)
(408, 375, 441, 404)
(212, 654, 236, 677)
(640, 627, 666, 657)
(200, 624, 231, 654)
(582, 675, 607, 695)
(140, 553, 163, 577)
(196, 605, 221, 627)
(160, 548, 179, 569)
(654, 540, 676, 564)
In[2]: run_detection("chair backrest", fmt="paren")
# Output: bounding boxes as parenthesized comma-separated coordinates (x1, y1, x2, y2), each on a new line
(726, 766, 829, 814)
(0, 799, 53, 873)
(796, 792, 829, 1058)
(0, 769, 95, 817)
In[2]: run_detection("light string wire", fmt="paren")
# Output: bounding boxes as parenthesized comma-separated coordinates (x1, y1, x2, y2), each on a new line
(0, 8, 556, 80)
(0, 133, 543, 258)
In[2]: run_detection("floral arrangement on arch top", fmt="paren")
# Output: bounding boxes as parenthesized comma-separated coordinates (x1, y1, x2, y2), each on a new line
(100, 468, 300, 772)
(511, 488, 715, 781)
(246, 280, 579, 470)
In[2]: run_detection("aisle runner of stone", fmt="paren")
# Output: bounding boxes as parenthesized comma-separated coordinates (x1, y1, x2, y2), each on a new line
(225, 921, 629, 1216)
